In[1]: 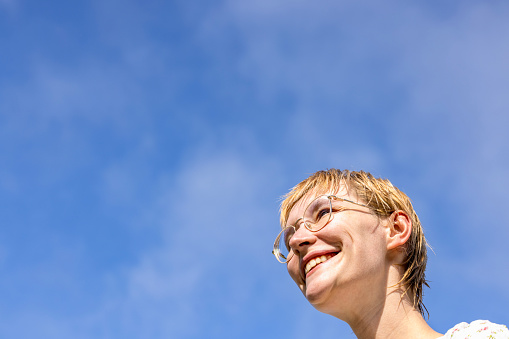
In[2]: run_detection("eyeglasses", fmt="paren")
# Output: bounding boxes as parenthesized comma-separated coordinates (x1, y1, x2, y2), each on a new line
(272, 195, 370, 263)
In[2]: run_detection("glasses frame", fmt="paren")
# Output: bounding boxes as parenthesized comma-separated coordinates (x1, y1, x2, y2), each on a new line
(272, 194, 370, 263)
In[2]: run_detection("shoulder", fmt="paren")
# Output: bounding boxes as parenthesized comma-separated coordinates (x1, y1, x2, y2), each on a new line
(441, 320, 509, 339)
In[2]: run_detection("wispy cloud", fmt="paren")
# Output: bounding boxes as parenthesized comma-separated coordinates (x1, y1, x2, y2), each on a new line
(1, 1, 508, 337)
(92, 145, 286, 338)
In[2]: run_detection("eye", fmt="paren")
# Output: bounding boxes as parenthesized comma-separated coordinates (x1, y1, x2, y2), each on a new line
(316, 207, 331, 220)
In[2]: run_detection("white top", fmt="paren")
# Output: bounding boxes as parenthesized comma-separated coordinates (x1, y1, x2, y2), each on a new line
(439, 320, 509, 338)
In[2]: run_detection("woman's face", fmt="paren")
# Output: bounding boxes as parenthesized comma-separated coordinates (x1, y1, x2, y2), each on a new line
(286, 187, 390, 318)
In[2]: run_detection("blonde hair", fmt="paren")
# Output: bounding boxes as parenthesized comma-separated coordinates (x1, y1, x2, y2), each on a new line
(280, 169, 429, 317)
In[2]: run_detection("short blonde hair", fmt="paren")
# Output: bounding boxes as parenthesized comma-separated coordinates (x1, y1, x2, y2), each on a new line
(280, 169, 429, 316)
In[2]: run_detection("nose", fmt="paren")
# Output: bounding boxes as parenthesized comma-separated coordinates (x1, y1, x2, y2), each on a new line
(288, 224, 317, 254)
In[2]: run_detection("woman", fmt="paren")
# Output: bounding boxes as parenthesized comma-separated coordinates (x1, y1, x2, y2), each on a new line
(273, 169, 508, 339)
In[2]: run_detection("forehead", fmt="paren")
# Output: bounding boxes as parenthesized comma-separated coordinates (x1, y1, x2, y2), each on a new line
(286, 185, 355, 223)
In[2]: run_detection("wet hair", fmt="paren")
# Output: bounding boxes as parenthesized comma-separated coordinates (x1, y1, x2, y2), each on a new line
(280, 169, 429, 317)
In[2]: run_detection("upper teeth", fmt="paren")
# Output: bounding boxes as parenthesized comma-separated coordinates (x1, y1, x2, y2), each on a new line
(305, 254, 335, 275)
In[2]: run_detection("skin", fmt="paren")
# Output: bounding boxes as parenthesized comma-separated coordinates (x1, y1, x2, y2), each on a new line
(285, 187, 442, 339)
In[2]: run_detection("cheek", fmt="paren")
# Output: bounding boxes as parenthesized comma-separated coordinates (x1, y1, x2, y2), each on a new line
(345, 225, 386, 259)
(287, 258, 304, 288)
(353, 232, 388, 268)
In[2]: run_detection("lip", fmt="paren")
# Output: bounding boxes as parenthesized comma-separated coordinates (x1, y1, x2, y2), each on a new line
(301, 249, 341, 280)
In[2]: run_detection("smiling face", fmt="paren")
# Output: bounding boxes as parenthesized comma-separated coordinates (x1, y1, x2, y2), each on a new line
(286, 186, 391, 319)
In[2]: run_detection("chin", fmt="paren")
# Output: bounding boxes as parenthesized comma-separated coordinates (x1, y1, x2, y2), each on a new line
(308, 292, 351, 320)
(304, 280, 353, 318)
(308, 296, 339, 316)
(304, 281, 333, 308)
(301, 271, 336, 308)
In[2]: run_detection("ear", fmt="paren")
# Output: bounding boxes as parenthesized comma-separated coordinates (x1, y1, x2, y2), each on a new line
(386, 210, 412, 251)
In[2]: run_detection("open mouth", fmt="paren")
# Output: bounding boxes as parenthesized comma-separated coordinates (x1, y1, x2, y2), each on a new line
(304, 252, 339, 275)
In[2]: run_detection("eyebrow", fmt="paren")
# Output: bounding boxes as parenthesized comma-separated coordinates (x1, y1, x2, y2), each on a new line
(330, 195, 368, 207)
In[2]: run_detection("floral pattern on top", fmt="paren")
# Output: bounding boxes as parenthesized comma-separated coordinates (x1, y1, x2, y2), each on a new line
(440, 320, 509, 339)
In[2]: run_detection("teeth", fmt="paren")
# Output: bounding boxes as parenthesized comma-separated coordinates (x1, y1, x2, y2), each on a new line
(305, 253, 336, 275)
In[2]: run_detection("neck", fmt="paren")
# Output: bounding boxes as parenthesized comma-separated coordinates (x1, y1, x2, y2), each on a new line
(350, 293, 439, 339)
(333, 268, 442, 339)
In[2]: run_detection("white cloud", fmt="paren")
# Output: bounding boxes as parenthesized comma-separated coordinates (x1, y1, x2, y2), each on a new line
(91, 145, 285, 338)
(1, 61, 142, 123)
(3, 1, 509, 336)
(190, 1, 509, 326)
(0, 0, 16, 9)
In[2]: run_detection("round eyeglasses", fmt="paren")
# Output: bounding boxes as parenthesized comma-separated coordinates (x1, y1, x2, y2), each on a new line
(272, 195, 370, 263)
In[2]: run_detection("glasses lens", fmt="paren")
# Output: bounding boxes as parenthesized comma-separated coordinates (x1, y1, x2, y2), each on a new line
(303, 195, 332, 231)
(274, 226, 295, 263)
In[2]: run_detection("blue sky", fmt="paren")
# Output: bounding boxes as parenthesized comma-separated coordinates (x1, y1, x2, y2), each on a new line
(1, 0, 508, 338)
